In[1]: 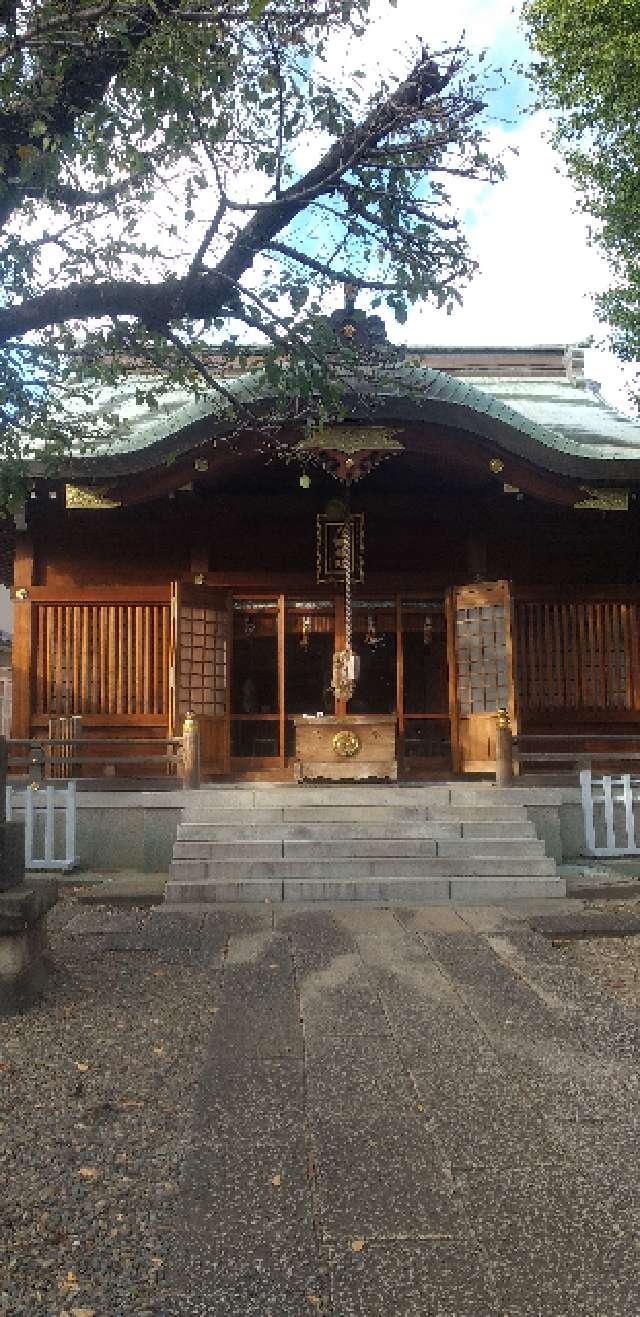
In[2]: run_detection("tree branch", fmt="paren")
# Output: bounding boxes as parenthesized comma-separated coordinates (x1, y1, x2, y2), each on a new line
(264, 240, 402, 291)
(0, 50, 456, 344)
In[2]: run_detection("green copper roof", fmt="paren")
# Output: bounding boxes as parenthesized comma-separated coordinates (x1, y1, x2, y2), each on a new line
(58, 351, 640, 481)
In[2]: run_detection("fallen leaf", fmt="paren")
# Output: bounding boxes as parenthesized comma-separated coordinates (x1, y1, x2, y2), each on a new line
(307, 1297, 321, 1307)
(77, 1167, 98, 1181)
(350, 1237, 365, 1253)
(58, 1270, 79, 1295)
(71, 1309, 96, 1317)
(152, 1047, 164, 1057)
(75, 1063, 90, 1073)
(271, 1173, 282, 1187)
(416, 1103, 424, 1113)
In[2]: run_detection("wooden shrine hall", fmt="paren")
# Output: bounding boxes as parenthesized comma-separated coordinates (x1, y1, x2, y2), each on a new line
(7, 314, 640, 783)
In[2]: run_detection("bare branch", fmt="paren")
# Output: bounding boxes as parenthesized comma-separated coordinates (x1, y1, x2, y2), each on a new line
(264, 240, 402, 291)
(160, 326, 254, 418)
(188, 199, 228, 276)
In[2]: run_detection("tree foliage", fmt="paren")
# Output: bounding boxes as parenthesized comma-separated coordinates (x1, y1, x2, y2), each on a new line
(524, 0, 640, 361)
(0, 0, 500, 503)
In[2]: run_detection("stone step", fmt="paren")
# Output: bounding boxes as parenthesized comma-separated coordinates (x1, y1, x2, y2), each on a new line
(177, 818, 538, 842)
(182, 805, 431, 825)
(435, 837, 546, 857)
(182, 804, 533, 827)
(189, 785, 532, 806)
(178, 820, 460, 842)
(170, 854, 556, 881)
(173, 836, 546, 862)
(163, 875, 565, 905)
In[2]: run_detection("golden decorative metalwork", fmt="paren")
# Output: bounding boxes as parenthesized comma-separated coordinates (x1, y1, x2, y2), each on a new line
(496, 707, 511, 729)
(65, 484, 121, 510)
(300, 425, 404, 455)
(575, 487, 629, 512)
(317, 513, 364, 583)
(332, 730, 361, 758)
(183, 710, 198, 733)
(489, 458, 504, 475)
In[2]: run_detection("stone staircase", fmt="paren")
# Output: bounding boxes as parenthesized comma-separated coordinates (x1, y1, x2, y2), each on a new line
(165, 784, 566, 904)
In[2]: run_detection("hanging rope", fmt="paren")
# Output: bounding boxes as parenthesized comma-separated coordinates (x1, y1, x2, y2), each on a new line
(343, 519, 352, 652)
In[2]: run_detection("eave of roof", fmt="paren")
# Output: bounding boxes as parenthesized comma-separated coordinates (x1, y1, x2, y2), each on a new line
(33, 348, 640, 484)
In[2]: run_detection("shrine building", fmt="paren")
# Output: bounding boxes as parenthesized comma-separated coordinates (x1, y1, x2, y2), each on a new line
(7, 310, 640, 783)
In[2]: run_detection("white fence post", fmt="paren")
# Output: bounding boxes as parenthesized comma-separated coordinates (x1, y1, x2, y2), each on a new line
(580, 768, 597, 854)
(581, 767, 640, 857)
(7, 780, 77, 871)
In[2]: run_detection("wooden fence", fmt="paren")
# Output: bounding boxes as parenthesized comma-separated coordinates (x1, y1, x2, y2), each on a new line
(33, 602, 171, 717)
(514, 599, 637, 712)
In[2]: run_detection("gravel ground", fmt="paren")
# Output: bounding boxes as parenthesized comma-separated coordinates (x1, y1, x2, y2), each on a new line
(3, 895, 640, 1317)
(560, 910, 640, 1010)
(0, 899, 219, 1317)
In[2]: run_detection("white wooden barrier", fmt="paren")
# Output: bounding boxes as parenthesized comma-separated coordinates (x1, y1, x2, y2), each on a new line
(6, 780, 77, 871)
(580, 768, 640, 857)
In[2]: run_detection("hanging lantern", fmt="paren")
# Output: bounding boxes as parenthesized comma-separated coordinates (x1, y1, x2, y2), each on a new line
(300, 615, 311, 649)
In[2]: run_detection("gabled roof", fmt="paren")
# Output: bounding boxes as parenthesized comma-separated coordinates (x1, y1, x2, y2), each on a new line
(46, 343, 640, 483)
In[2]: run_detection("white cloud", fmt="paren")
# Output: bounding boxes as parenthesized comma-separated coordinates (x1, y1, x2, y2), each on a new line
(392, 113, 610, 347)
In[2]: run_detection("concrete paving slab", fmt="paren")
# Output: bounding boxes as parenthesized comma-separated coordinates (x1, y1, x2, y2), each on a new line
(330, 1239, 493, 1317)
(103, 902, 640, 1315)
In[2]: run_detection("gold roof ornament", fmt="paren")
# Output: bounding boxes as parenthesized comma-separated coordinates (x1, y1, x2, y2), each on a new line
(65, 484, 121, 509)
(574, 487, 629, 512)
(299, 425, 404, 483)
(300, 425, 404, 455)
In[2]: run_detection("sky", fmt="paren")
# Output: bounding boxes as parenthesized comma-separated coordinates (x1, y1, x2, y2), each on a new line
(322, 0, 610, 351)
(317, 0, 638, 415)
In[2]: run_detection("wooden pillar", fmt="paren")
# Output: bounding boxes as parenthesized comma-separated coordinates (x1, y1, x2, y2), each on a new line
(495, 709, 514, 786)
(466, 531, 487, 582)
(181, 711, 201, 790)
(396, 595, 404, 774)
(11, 533, 34, 740)
(278, 594, 286, 769)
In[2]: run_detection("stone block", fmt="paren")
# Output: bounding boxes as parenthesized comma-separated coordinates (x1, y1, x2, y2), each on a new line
(0, 819, 25, 891)
(449, 877, 566, 902)
(0, 879, 58, 1012)
(164, 878, 283, 904)
(0, 879, 58, 932)
(282, 877, 450, 902)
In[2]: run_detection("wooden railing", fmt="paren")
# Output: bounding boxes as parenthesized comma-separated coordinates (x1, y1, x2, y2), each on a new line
(5, 714, 201, 787)
(514, 733, 640, 770)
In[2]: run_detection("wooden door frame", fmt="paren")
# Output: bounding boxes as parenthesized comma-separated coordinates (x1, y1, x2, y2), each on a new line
(446, 579, 518, 775)
(171, 580, 231, 775)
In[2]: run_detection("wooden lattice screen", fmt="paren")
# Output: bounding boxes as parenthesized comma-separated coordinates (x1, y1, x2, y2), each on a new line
(454, 602, 510, 716)
(177, 604, 227, 716)
(34, 603, 171, 716)
(514, 600, 636, 712)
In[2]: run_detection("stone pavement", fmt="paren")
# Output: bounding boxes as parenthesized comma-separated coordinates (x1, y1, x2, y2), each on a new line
(133, 902, 639, 1317)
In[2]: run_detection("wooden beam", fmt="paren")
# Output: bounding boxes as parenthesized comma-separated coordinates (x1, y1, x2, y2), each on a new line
(11, 533, 34, 738)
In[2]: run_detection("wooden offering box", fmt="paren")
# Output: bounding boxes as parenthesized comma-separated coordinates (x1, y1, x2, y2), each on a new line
(293, 715, 397, 782)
